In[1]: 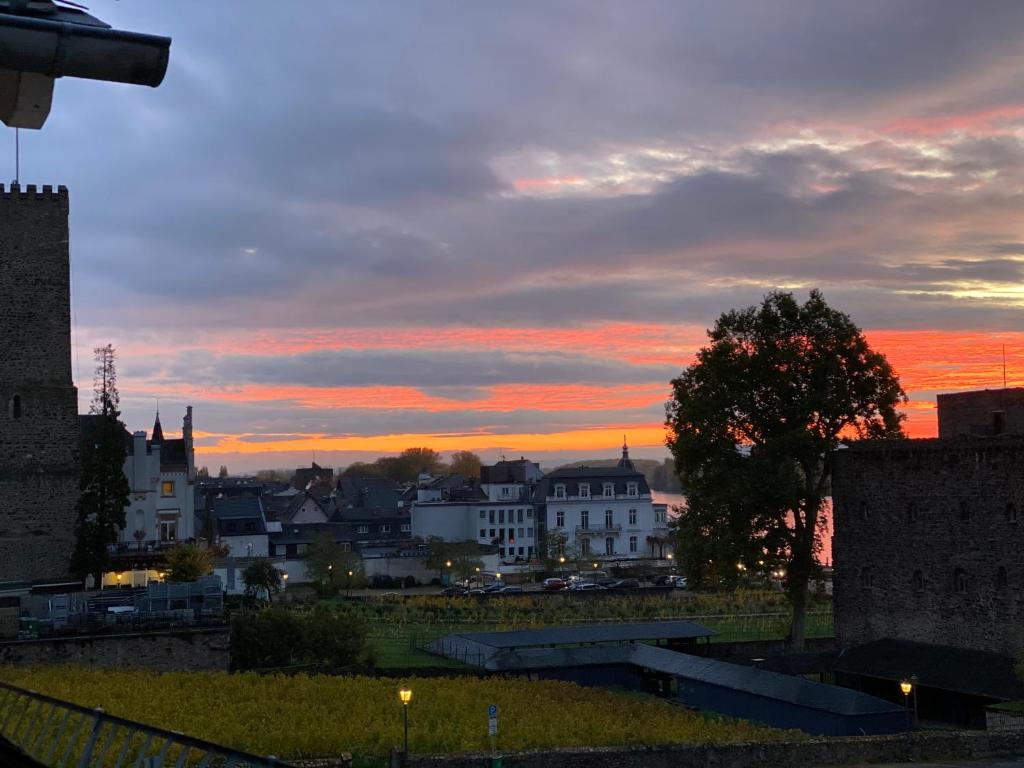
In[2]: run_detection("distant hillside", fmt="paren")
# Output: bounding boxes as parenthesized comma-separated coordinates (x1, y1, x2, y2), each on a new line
(554, 457, 682, 493)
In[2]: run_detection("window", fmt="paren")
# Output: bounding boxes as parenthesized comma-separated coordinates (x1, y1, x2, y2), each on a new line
(161, 481, 174, 496)
(158, 519, 177, 542)
(954, 567, 968, 594)
(580, 538, 590, 555)
(517, 509, 524, 523)
(489, 528, 495, 538)
(605, 537, 614, 555)
(556, 510, 564, 527)
(859, 568, 873, 589)
(479, 510, 486, 519)
(489, 510, 495, 525)
(501, 487, 510, 497)
(580, 510, 589, 530)
(499, 510, 505, 524)
(499, 547, 505, 557)
(912, 570, 924, 592)
(518, 547, 524, 556)
(605, 510, 613, 528)
(626, 482, 638, 497)
(997, 566, 1009, 589)
(959, 501, 972, 522)
(907, 502, 917, 523)
(554, 484, 566, 499)
(518, 527, 524, 539)
(629, 508, 637, 525)
(357, 524, 369, 534)
(380, 524, 391, 533)
(603, 483, 614, 498)
(479, 529, 486, 539)
(860, 501, 869, 521)
(508, 528, 515, 543)
(527, 527, 534, 537)
(527, 509, 533, 519)
(1007, 503, 1018, 523)
(401, 523, 411, 532)
(9, 394, 21, 420)
(629, 535, 638, 553)
(579, 483, 590, 499)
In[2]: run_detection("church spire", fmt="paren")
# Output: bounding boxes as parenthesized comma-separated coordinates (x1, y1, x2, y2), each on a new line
(151, 409, 164, 444)
(617, 435, 634, 470)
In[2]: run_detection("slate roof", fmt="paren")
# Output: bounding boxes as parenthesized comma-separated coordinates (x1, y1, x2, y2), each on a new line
(457, 620, 714, 649)
(535, 466, 650, 499)
(280, 492, 327, 522)
(332, 506, 410, 523)
(337, 476, 402, 509)
(270, 522, 354, 546)
(833, 638, 1024, 701)
(212, 496, 266, 535)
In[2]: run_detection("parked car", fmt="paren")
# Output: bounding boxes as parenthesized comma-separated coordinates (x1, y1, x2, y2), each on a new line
(673, 576, 689, 589)
(608, 578, 640, 589)
(482, 583, 505, 593)
(496, 585, 524, 594)
(441, 586, 467, 596)
(569, 582, 607, 591)
(542, 578, 566, 591)
(653, 575, 675, 586)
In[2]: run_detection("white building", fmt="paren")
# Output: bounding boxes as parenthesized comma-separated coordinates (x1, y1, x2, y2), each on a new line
(121, 408, 196, 548)
(538, 443, 668, 560)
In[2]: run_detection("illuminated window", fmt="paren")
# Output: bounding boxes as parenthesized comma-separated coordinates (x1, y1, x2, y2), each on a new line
(161, 481, 174, 496)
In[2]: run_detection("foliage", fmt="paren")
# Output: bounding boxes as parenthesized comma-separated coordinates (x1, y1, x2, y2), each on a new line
(665, 290, 905, 649)
(448, 450, 482, 478)
(230, 605, 368, 671)
(70, 344, 131, 585)
(218, 465, 229, 478)
(242, 559, 282, 604)
(164, 542, 214, 583)
(306, 533, 364, 595)
(0, 667, 798, 760)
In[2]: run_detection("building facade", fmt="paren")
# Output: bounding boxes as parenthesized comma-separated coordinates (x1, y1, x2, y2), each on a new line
(0, 185, 80, 583)
(122, 409, 196, 549)
(832, 388, 1024, 656)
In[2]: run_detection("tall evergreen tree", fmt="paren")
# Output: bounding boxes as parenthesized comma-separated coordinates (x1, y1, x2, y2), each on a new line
(71, 345, 131, 585)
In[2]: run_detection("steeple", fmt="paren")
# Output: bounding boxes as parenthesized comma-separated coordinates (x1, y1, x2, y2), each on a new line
(151, 410, 164, 444)
(617, 435, 635, 470)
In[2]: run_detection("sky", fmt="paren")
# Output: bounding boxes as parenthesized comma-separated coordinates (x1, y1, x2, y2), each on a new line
(19, 1, 1024, 472)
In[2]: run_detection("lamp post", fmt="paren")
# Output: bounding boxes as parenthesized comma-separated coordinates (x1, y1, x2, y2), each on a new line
(474, 566, 481, 587)
(667, 553, 674, 576)
(900, 679, 913, 731)
(910, 674, 919, 725)
(347, 570, 354, 597)
(559, 555, 566, 581)
(442, 559, 452, 587)
(399, 688, 413, 758)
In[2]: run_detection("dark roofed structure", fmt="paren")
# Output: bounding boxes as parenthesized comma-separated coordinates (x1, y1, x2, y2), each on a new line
(480, 458, 543, 485)
(212, 496, 266, 536)
(336, 476, 402, 509)
(535, 465, 650, 499)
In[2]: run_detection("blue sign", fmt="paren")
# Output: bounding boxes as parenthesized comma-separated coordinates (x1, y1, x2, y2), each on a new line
(488, 704, 498, 719)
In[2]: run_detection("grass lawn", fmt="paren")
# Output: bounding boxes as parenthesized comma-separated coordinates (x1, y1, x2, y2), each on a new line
(0, 667, 799, 763)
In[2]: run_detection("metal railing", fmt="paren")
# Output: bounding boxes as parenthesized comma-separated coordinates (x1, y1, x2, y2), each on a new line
(0, 681, 291, 767)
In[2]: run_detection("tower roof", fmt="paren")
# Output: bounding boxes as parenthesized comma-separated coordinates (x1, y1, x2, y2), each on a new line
(151, 411, 164, 443)
(617, 435, 635, 470)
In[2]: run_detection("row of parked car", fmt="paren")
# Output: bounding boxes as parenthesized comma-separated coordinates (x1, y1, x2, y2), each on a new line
(440, 573, 688, 596)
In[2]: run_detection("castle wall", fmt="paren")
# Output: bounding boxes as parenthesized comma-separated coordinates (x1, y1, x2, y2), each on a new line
(0, 184, 79, 583)
(937, 387, 1024, 437)
(832, 438, 1024, 655)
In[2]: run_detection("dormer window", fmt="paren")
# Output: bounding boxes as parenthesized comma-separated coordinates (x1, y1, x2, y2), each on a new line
(626, 482, 638, 497)
(603, 483, 614, 498)
(578, 484, 590, 499)
(554, 484, 566, 499)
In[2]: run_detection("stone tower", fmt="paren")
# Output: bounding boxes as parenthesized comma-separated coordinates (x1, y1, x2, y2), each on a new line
(0, 183, 80, 583)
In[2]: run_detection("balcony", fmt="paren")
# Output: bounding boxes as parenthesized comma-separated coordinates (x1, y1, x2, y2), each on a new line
(575, 523, 622, 534)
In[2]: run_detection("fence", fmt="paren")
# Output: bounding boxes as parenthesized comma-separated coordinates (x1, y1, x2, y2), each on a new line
(0, 680, 290, 768)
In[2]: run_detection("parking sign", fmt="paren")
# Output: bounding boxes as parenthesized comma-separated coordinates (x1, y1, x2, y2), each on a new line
(488, 704, 498, 736)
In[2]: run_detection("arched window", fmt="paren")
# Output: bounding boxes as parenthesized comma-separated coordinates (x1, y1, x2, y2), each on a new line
(954, 567, 968, 594)
(9, 394, 21, 419)
(907, 502, 918, 523)
(912, 570, 924, 592)
(1007, 503, 1018, 524)
(997, 566, 1009, 589)
(959, 501, 972, 522)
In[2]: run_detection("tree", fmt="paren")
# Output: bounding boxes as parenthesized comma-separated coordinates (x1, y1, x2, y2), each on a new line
(196, 466, 210, 480)
(423, 536, 453, 579)
(301, 605, 368, 668)
(165, 542, 213, 582)
(665, 290, 905, 650)
(448, 451, 482, 478)
(70, 345, 131, 586)
(306, 533, 362, 595)
(218, 465, 229, 478)
(448, 540, 484, 583)
(242, 559, 282, 604)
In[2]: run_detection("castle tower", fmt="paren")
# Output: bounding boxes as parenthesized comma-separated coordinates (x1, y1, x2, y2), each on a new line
(0, 183, 80, 583)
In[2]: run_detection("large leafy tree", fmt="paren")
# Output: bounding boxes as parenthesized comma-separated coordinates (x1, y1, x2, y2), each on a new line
(165, 542, 214, 582)
(306, 533, 362, 595)
(666, 290, 905, 649)
(242, 559, 283, 604)
(71, 345, 131, 586)
(448, 450, 482, 478)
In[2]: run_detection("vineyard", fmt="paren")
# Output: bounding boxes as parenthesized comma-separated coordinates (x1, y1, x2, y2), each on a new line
(0, 667, 798, 763)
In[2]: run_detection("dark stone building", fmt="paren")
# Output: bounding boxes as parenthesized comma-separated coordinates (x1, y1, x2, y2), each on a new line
(0, 184, 79, 584)
(832, 388, 1024, 657)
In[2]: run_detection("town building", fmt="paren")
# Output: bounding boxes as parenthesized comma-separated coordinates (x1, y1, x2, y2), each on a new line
(120, 409, 196, 550)
(536, 442, 667, 560)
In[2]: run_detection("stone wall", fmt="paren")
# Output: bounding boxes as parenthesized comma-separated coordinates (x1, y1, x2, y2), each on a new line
(407, 731, 1024, 768)
(938, 387, 1024, 437)
(832, 438, 1024, 655)
(0, 627, 230, 672)
(0, 183, 79, 583)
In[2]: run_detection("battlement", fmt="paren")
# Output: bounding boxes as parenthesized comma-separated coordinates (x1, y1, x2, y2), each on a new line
(0, 183, 68, 201)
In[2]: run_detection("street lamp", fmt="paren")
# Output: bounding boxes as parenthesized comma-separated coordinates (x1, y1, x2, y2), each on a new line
(398, 688, 413, 756)
(900, 678, 913, 730)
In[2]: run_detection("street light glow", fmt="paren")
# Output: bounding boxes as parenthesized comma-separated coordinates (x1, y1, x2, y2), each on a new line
(399, 688, 413, 705)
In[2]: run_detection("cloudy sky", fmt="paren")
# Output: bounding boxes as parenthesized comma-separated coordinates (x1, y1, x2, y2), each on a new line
(23, 1, 1024, 471)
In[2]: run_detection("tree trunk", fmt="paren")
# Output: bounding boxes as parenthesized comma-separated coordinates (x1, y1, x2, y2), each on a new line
(789, 575, 809, 651)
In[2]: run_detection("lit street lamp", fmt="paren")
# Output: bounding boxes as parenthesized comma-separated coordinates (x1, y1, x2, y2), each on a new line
(899, 678, 914, 730)
(399, 688, 413, 757)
